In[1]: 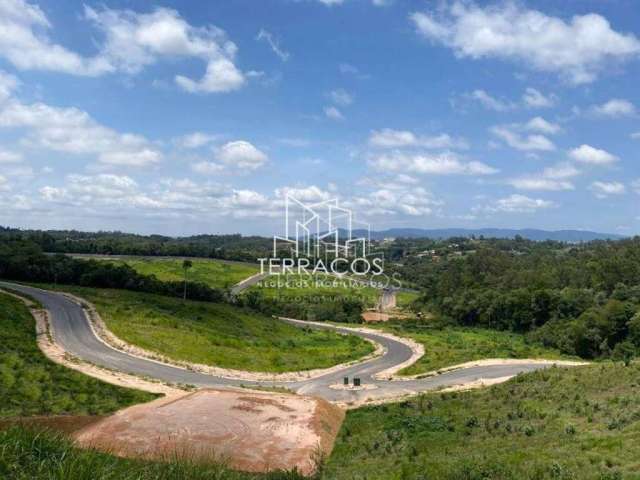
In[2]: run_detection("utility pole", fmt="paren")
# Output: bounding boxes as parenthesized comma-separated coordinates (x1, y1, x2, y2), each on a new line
(182, 259, 193, 301)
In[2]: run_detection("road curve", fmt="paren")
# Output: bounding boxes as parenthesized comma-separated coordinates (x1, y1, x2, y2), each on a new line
(1, 282, 576, 404)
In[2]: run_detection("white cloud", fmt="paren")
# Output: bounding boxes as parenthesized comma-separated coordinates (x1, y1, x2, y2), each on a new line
(275, 185, 332, 203)
(508, 162, 579, 191)
(525, 117, 562, 135)
(508, 177, 574, 191)
(631, 132, 640, 140)
(491, 125, 555, 151)
(85, 5, 246, 93)
(256, 28, 290, 62)
(324, 106, 344, 121)
(174, 132, 218, 149)
(328, 88, 353, 106)
(368, 129, 468, 149)
(590, 180, 626, 198)
(0, 2, 248, 93)
(569, 144, 618, 165)
(193, 140, 268, 175)
(0, 0, 111, 76)
(0, 70, 19, 102)
(476, 194, 556, 213)
(369, 151, 497, 176)
(0, 149, 22, 163)
(542, 163, 580, 179)
(522, 88, 556, 108)
(411, 1, 640, 84)
(591, 98, 636, 117)
(216, 141, 267, 170)
(467, 89, 513, 111)
(2, 85, 153, 175)
(350, 187, 440, 217)
(0, 98, 162, 168)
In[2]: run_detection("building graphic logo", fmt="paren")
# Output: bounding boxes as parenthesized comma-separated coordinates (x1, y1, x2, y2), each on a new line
(259, 194, 384, 277)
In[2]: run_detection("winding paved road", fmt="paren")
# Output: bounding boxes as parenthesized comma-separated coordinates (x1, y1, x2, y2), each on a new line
(2, 282, 571, 404)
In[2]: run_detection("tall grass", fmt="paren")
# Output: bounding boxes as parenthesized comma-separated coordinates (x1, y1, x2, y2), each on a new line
(0, 426, 307, 480)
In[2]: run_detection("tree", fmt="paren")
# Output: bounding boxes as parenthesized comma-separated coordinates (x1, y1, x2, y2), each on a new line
(182, 259, 193, 301)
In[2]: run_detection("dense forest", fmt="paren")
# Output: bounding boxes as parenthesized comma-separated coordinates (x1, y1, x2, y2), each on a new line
(401, 236, 640, 361)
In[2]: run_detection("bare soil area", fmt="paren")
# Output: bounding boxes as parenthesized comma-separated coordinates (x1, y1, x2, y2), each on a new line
(74, 389, 345, 475)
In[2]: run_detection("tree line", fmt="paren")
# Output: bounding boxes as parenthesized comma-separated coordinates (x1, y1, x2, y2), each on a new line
(404, 237, 640, 360)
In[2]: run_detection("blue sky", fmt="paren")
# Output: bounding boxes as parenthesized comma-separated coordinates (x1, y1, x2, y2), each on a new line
(0, 0, 639, 236)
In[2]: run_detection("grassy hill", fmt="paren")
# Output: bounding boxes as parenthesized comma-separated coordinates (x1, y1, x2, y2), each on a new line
(42, 286, 374, 373)
(0, 292, 155, 417)
(326, 362, 638, 479)
(86, 257, 259, 290)
(376, 323, 572, 375)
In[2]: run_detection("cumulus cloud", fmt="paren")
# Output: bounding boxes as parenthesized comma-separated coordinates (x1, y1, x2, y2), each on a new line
(591, 98, 637, 117)
(349, 186, 441, 217)
(368, 129, 468, 149)
(0, 98, 162, 168)
(524, 117, 562, 135)
(508, 162, 579, 192)
(491, 125, 555, 151)
(411, 1, 640, 84)
(569, 144, 618, 165)
(0, 0, 111, 76)
(590, 180, 626, 198)
(0, 2, 247, 93)
(522, 88, 556, 108)
(369, 151, 497, 176)
(192, 140, 268, 175)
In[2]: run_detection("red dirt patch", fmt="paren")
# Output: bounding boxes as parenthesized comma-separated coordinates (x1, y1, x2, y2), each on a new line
(73, 389, 344, 475)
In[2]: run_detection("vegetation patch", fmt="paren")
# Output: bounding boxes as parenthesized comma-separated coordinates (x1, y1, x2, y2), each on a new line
(0, 426, 304, 480)
(326, 362, 640, 479)
(376, 322, 572, 376)
(41, 285, 375, 373)
(0, 293, 155, 417)
(95, 257, 259, 290)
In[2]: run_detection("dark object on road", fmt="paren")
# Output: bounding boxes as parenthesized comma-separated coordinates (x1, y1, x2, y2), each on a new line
(353, 377, 361, 387)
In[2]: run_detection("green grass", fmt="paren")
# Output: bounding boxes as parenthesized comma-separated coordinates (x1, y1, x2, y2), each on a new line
(0, 292, 156, 417)
(250, 274, 380, 307)
(41, 285, 374, 373)
(377, 324, 572, 376)
(0, 426, 305, 480)
(95, 257, 259, 290)
(325, 362, 640, 479)
(395, 290, 420, 309)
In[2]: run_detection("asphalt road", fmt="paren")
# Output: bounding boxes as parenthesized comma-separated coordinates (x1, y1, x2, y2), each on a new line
(2, 282, 567, 404)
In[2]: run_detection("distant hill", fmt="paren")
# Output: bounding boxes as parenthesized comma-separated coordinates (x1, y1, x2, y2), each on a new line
(350, 228, 626, 242)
